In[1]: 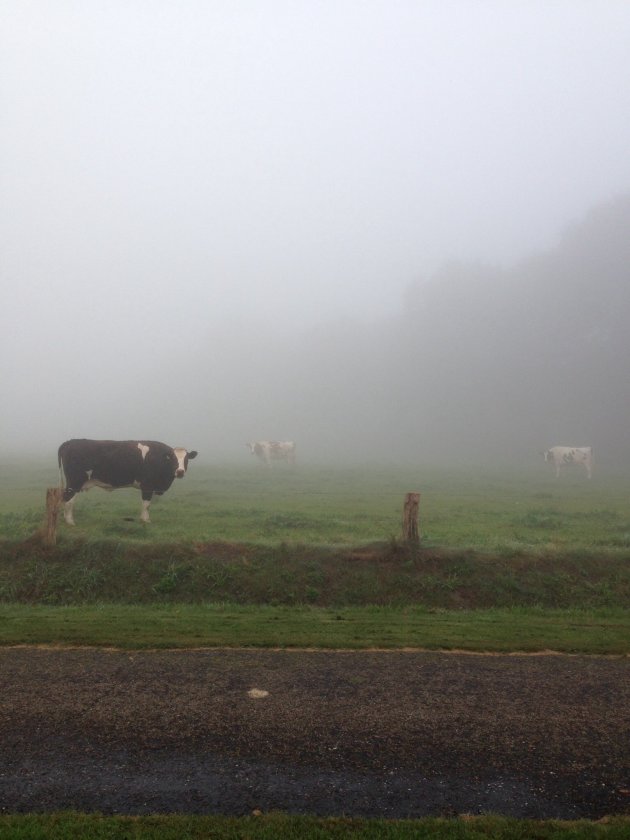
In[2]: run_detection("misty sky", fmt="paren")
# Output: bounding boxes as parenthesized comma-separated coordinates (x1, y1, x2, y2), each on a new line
(3, 1, 630, 456)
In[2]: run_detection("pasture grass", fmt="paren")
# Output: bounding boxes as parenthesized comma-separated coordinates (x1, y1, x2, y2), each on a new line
(1, 461, 629, 654)
(1, 812, 629, 839)
(1, 603, 628, 654)
(3, 461, 630, 550)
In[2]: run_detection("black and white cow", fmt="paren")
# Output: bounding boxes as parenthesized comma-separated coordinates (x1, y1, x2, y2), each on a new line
(58, 439, 198, 524)
(246, 440, 296, 466)
(543, 446, 593, 479)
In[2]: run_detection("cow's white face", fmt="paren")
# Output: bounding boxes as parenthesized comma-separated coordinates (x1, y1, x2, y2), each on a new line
(173, 447, 197, 478)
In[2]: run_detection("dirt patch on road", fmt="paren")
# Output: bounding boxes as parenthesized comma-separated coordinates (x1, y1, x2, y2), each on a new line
(1, 648, 629, 819)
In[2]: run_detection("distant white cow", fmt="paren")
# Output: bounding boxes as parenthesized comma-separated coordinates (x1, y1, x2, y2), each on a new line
(246, 441, 296, 466)
(543, 446, 593, 479)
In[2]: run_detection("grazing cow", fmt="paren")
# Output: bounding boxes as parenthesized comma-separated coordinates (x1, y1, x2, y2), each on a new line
(246, 440, 296, 466)
(543, 446, 593, 479)
(58, 439, 198, 524)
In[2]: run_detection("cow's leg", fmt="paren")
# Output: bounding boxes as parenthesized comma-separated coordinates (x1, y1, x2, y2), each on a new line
(140, 489, 153, 522)
(62, 489, 78, 525)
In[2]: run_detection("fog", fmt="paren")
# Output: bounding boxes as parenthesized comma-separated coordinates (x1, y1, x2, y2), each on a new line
(3, 2, 630, 466)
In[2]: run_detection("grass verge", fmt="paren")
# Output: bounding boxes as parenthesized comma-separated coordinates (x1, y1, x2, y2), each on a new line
(0, 604, 628, 654)
(2, 539, 630, 609)
(1, 812, 630, 839)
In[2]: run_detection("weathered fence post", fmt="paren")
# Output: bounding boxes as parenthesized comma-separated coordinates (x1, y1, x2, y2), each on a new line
(43, 487, 63, 546)
(402, 492, 421, 544)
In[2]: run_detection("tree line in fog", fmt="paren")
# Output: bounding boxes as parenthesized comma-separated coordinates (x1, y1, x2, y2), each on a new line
(185, 194, 630, 467)
(16, 195, 628, 468)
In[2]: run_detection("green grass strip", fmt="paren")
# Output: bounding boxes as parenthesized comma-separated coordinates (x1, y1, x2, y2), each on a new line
(1, 812, 630, 839)
(0, 604, 628, 654)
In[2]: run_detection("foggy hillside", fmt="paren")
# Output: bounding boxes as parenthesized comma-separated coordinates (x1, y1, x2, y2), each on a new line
(139, 194, 630, 467)
(3, 195, 629, 467)
(390, 194, 630, 465)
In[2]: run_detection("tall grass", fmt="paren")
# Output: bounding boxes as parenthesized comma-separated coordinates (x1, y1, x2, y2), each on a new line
(1, 540, 629, 608)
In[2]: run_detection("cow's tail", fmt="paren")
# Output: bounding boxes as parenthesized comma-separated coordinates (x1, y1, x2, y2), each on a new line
(58, 443, 66, 489)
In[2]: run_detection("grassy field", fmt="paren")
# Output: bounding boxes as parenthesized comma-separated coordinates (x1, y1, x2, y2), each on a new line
(3, 460, 630, 550)
(0, 460, 629, 651)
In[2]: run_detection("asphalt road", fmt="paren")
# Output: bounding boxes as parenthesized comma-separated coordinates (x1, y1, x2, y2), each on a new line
(1, 648, 629, 818)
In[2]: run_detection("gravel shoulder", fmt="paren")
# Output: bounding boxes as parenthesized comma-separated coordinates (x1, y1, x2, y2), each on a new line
(1, 648, 629, 819)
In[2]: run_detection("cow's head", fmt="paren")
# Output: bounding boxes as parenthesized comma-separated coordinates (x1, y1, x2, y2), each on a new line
(173, 447, 198, 478)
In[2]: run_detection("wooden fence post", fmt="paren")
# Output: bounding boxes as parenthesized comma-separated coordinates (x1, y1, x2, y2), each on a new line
(402, 492, 421, 544)
(43, 487, 63, 546)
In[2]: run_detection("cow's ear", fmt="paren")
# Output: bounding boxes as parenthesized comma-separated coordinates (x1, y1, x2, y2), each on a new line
(188, 450, 198, 459)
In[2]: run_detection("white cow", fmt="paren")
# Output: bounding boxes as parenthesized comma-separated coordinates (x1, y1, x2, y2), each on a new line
(246, 440, 296, 466)
(543, 446, 593, 479)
